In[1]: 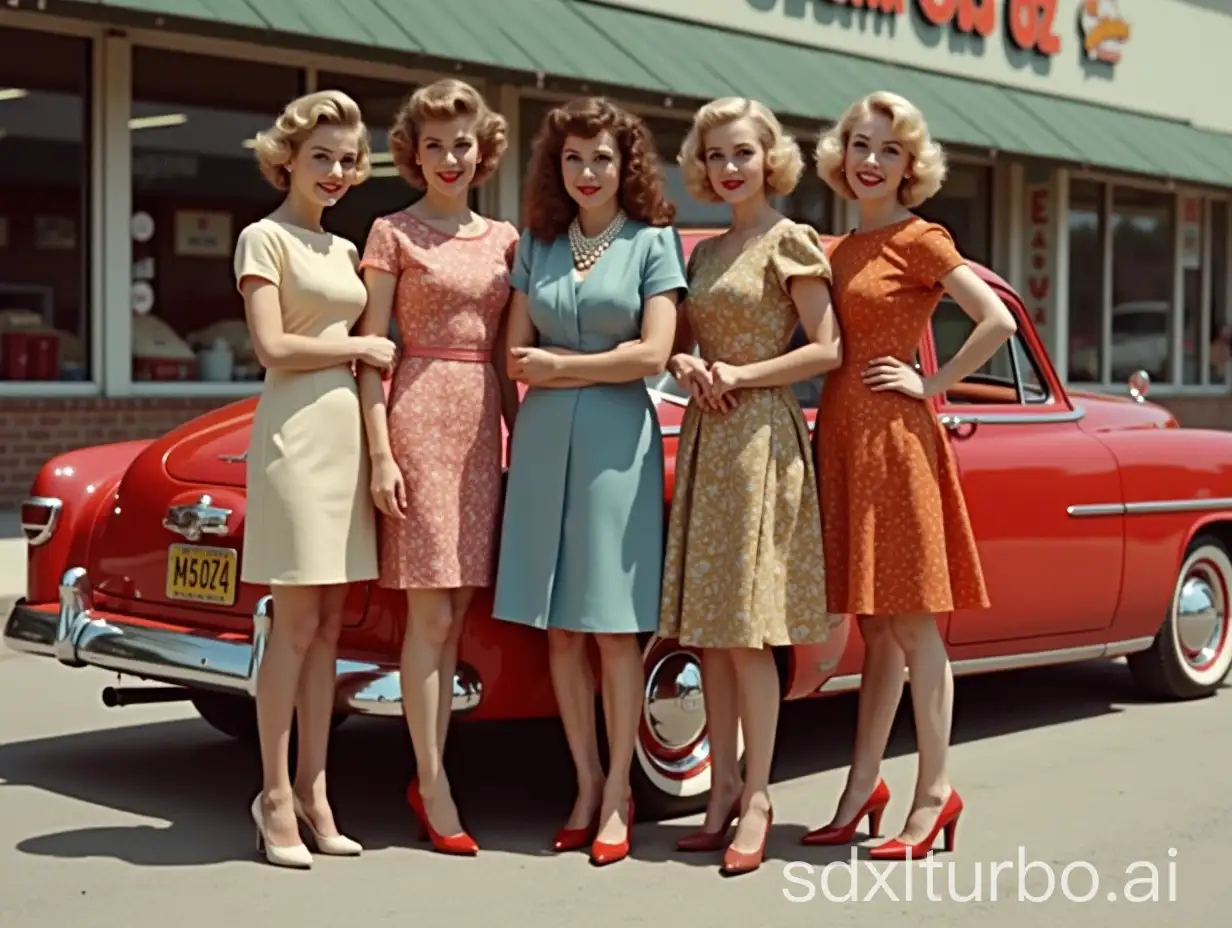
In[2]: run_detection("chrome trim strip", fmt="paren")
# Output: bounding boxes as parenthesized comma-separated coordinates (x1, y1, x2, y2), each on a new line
(818, 636, 1155, 693)
(21, 495, 62, 546)
(1068, 498, 1232, 518)
(5, 568, 482, 716)
(937, 406, 1085, 426)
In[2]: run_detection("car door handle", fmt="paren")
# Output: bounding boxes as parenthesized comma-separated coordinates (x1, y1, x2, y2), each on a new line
(939, 414, 978, 438)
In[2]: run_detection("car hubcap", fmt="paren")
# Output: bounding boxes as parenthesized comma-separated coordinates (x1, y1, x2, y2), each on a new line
(641, 646, 709, 779)
(1176, 561, 1228, 672)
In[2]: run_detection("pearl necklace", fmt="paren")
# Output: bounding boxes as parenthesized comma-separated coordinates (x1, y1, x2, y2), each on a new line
(568, 210, 626, 271)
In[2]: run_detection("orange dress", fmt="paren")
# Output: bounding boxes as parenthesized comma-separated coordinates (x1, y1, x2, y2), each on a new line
(815, 217, 989, 616)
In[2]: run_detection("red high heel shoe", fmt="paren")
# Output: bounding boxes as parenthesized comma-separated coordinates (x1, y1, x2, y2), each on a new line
(406, 777, 479, 856)
(721, 805, 772, 876)
(800, 778, 891, 846)
(869, 789, 962, 860)
(675, 800, 740, 852)
(589, 798, 634, 866)
(553, 807, 600, 853)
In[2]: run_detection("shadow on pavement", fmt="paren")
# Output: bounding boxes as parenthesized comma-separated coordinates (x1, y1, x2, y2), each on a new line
(0, 657, 1210, 870)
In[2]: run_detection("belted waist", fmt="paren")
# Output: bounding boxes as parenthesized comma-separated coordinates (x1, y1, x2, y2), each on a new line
(402, 346, 492, 363)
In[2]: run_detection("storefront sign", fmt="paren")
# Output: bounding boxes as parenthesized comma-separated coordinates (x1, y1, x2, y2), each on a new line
(1024, 182, 1053, 327)
(1078, 0, 1131, 64)
(1180, 196, 1202, 271)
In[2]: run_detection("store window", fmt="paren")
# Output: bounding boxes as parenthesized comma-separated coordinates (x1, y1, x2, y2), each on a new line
(129, 49, 303, 386)
(0, 27, 92, 384)
(1110, 186, 1174, 385)
(1211, 201, 1229, 387)
(1066, 179, 1106, 383)
(916, 162, 992, 267)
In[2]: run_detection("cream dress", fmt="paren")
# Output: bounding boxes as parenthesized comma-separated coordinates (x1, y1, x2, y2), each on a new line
(233, 218, 379, 585)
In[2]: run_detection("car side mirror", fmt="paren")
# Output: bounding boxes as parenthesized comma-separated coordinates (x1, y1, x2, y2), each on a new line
(1128, 369, 1150, 403)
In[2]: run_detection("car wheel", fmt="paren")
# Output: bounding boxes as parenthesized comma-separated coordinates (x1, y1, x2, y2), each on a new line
(628, 635, 745, 820)
(1128, 535, 1232, 699)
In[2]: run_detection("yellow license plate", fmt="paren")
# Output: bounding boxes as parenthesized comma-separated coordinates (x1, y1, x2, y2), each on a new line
(166, 544, 238, 606)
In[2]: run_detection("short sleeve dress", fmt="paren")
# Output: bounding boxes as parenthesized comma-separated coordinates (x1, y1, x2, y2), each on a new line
(658, 220, 836, 649)
(233, 218, 379, 586)
(816, 217, 989, 616)
(492, 221, 688, 634)
(358, 211, 520, 590)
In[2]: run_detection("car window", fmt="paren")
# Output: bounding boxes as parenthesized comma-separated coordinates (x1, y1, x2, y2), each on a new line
(931, 299, 1048, 405)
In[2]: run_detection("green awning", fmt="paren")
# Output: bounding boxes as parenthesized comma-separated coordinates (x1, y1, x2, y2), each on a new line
(54, 0, 1232, 190)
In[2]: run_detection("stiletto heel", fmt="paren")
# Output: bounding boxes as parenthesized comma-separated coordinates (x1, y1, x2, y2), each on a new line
(250, 794, 312, 869)
(675, 800, 740, 852)
(869, 789, 963, 860)
(589, 797, 634, 866)
(293, 796, 362, 856)
(720, 805, 772, 876)
(406, 777, 479, 856)
(801, 778, 890, 846)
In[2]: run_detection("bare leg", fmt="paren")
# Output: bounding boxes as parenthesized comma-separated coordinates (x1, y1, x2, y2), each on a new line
(727, 647, 779, 854)
(291, 584, 348, 837)
(891, 612, 954, 843)
(547, 629, 605, 829)
(698, 648, 743, 830)
(828, 616, 906, 826)
(256, 585, 322, 848)
(401, 588, 462, 836)
(436, 587, 475, 758)
(593, 634, 642, 844)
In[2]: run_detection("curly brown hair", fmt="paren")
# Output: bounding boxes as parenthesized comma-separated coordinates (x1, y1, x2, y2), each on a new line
(388, 79, 507, 189)
(523, 97, 676, 242)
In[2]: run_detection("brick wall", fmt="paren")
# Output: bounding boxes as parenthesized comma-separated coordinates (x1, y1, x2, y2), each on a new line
(0, 398, 230, 505)
(1, 393, 1229, 508)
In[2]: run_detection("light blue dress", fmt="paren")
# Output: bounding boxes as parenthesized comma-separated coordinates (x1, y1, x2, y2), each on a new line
(492, 220, 688, 634)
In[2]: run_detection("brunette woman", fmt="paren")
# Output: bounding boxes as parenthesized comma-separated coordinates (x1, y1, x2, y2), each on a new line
(803, 92, 1015, 859)
(238, 90, 396, 868)
(659, 97, 842, 876)
(356, 79, 519, 855)
(491, 97, 687, 866)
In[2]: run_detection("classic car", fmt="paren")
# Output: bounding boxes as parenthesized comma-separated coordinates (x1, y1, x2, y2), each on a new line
(6, 229, 1232, 819)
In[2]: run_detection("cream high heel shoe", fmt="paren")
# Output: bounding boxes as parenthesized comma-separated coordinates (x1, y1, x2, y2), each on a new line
(293, 796, 363, 856)
(251, 794, 313, 869)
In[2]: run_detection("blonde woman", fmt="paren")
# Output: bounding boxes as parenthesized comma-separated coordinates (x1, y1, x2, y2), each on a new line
(355, 79, 519, 856)
(802, 92, 1015, 859)
(236, 90, 396, 868)
(659, 97, 842, 876)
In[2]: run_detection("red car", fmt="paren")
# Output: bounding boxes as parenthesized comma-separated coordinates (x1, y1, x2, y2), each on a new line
(7, 231, 1232, 818)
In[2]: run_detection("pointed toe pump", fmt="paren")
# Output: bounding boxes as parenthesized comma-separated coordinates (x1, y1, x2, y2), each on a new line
(801, 778, 891, 846)
(589, 798, 635, 866)
(553, 809, 601, 853)
(251, 795, 313, 869)
(720, 806, 773, 876)
(869, 789, 963, 861)
(407, 777, 479, 856)
(293, 796, 363, 856)
(675, 801, 740, 852)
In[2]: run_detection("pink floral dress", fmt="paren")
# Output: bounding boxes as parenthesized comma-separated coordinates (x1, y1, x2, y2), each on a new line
(359, 211, 519, 589)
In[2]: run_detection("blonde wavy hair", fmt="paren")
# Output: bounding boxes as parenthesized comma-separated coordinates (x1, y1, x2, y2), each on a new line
(388, 79, 508, 188)
(814, 92, 946, 208)
(254, 90, 371, 190)
(678, 97, 804, 203)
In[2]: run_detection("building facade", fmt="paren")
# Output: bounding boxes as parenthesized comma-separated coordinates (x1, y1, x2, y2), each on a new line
(0, 0, 1229, 503)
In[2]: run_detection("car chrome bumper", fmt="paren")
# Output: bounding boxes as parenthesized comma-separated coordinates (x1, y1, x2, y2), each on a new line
(2, 567, 482, 717)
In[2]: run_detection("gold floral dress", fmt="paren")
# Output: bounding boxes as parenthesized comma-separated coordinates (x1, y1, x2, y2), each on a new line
(658, 220, 834, 649)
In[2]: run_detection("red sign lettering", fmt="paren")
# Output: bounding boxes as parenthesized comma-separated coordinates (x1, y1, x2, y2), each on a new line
(956, 0, 996, 37)
(1006, 0, 1061, 56)
(917, 0, 957, 26)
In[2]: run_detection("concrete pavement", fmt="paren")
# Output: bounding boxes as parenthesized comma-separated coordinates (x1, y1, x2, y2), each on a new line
(1, 507, 23, 616)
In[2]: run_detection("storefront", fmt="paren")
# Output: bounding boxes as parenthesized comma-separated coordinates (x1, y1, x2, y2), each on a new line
(1, 0, 1230, 503)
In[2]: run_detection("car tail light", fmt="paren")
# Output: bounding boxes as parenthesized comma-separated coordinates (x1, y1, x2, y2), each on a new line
(20, 496, 62, 546)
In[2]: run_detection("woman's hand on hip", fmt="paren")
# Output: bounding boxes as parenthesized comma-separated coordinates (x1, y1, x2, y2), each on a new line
(862, 356, 933, 399)
(370, 454, 407, 519)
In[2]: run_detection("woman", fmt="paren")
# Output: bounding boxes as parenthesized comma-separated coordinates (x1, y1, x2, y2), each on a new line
(492, 97, 686, 867)
(659, 97, 842, 877)
(804, 91, 1016, 859)
(356, 78, 519, 856)
(236, 90, 397, 868)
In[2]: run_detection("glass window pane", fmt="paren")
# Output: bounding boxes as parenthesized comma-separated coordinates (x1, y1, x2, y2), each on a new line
(130, 48, 303, 384)
(933, 298, 1041, 404)
(915, 163, 992, 266)
(1110, 186, 1175, 385)
(0, 26, 92, 382)
(1180, 196, 1203, 384)
(1210, 201, 1229, 386)
(1066, 179, 1104, 383)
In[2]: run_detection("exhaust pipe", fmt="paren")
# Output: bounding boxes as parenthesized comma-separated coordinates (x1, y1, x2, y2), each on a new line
(102, 685, 195, 707)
